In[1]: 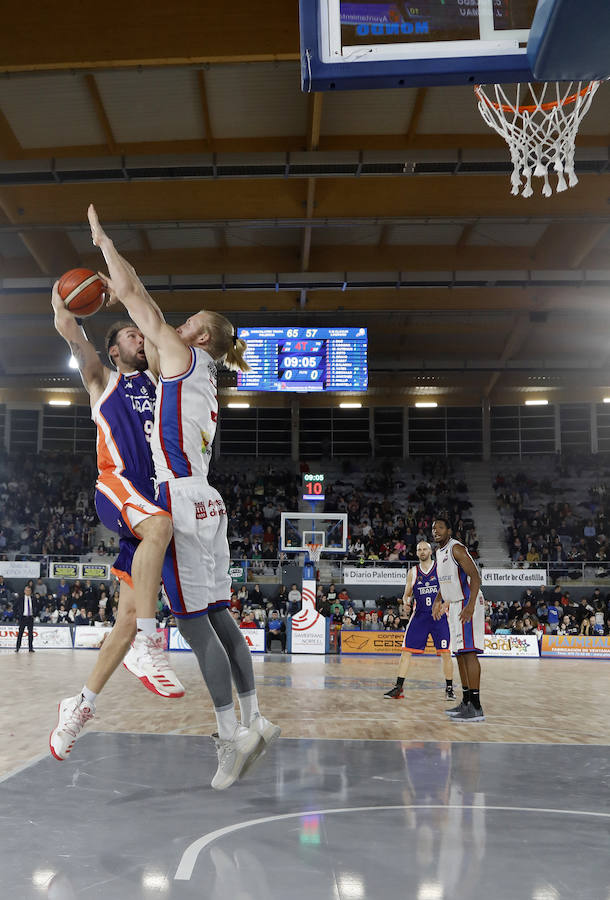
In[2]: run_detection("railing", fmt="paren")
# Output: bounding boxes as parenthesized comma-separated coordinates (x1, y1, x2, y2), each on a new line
(1, 552, 609, 586)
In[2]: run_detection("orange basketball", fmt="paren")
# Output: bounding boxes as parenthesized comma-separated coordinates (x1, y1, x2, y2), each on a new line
(57, 268, 105, 318)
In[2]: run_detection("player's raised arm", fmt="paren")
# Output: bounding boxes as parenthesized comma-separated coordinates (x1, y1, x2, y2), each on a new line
(88, 204, 190, 377)
(452, 544, 482, 623)
(51, 281, 109, 402)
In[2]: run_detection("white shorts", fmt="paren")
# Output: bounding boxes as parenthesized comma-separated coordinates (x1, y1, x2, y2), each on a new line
(157, 477, 231, 618)
(447, 592, 485, 655)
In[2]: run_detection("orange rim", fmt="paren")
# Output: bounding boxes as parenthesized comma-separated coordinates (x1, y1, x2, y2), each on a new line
(474, 82, 597, 115)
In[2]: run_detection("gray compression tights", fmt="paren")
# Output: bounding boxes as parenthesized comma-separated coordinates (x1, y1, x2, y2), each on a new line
(208, 608, 256, 696)
(175, 614, 234, 710)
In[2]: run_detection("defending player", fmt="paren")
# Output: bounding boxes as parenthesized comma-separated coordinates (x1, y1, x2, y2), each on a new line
(431, 516, 486, 723)
(49, 298, 184, 761)
(89, 204, 279, 789)
(383, 541, 455, 701)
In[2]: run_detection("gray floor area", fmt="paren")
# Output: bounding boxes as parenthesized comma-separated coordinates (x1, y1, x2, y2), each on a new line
(3, 734, 609, 899)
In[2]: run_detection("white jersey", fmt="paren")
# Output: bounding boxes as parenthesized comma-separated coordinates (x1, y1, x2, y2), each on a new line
(435, 537, 481, 604)
(151, 346, 218, 485)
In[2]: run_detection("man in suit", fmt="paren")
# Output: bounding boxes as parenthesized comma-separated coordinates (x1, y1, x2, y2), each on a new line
(15, 584, 36, 652)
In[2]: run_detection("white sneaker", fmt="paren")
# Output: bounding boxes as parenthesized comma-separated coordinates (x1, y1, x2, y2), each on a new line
(123, 632, 185, 698)
(211, 725, 261, 791)
(50, 694, 95, 760)
(240, 715, 281, 778)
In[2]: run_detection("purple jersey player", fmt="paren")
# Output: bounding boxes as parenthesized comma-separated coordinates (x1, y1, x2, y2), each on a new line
(383, 540, 455, 701)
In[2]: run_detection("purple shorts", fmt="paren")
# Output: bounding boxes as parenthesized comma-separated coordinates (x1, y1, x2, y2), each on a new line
(403, 613, 450, 654)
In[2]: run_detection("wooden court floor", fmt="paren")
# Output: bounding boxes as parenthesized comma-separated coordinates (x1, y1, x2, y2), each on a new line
(2, 650, 608, 778)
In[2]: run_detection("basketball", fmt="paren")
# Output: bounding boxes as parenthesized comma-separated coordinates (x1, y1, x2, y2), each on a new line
(57, 268, 105, 318)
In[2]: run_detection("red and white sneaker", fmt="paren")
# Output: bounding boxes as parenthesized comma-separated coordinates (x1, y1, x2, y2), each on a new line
(50, 694, 95, 760)
(123, 631, 185, 698)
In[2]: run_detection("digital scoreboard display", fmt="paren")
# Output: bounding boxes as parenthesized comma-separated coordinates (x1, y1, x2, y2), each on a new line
(339, 0, 534, 45)
(236, 327, 368, 393)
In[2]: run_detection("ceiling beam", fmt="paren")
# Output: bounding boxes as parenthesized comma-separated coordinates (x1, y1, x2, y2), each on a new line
(301, 93, 324, 273)
(0, 109, 23, 160)
(533, 223, 610, 267)
(0, 190, 78, 274)
(84, 74, 117, 154)
(406, 88, 428, 146)
(0, 0, 299, 71)
(197, 70, 215, 150)
(484, 313, 534, 397)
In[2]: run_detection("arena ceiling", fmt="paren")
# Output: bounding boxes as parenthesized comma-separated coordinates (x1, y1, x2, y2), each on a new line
(0, 0, 609, 409)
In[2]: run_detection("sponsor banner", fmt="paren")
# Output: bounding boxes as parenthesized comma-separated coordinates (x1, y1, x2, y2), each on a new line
(169, 626, 265, 653)
(483, 634, 539, 657)
(481, 568, 546, 586)
(50, 561, 80, 580)
(341, 630, 404, 654)
(73, 624, 113, 649)
(240, 628, 266, 653)
(290, 577, 326, 654)
(343, 566, 407, 585)
(81, 563, 110, 580)
(0, 560, 41, 579)
(541, 634, 610, 659)
(229, 565, 245, 584)
(0, 625, 72, 649)
(50, 561, 110, 580)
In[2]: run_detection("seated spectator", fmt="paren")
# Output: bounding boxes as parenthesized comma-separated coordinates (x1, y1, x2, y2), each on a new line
(266, 611, 286, 652)
(56, 578, 69, 600)
(74, 607, 88, 625)
(240, 611, 259, 629)
(248, 584, 265, 607)
(230, 608, 241, 625)
(287, 583, 302, 615)
(546, 600, 560, 633)
(57, 604, 69, 624)
(369, 611, 382, 631)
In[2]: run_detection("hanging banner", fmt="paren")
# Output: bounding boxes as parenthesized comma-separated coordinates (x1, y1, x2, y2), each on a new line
(343, 566, 407, 585)
(290, 578, 327, 654)
(50, 561, 110, 580)
(481, 569, 546, 586)
(0, 561, 41, 579)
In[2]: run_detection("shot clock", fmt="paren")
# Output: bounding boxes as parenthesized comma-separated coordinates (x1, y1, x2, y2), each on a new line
(302, 473, 325, 502)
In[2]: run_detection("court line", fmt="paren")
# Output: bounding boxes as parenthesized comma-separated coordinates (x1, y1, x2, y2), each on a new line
(0, 750, 50, 785)
(174, 803, 610, 880)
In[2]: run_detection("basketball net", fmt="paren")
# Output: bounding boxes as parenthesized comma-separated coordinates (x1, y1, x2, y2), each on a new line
(474, 81, 601, 197)
(306, 543, 322, 566)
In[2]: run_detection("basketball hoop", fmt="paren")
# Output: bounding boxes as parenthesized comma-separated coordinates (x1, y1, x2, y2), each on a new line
(306, 543, 322, 565)
(474, 81, 601, 198)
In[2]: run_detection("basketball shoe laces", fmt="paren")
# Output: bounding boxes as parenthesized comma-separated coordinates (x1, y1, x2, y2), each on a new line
(64, 701, 94, 739)
(143, 633, 172, 673)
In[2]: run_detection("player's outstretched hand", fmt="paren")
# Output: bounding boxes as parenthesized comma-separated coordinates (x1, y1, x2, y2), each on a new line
(51, 279, 75, 323)
(459, 601, 475, 624)
(88, 203, 110, 248)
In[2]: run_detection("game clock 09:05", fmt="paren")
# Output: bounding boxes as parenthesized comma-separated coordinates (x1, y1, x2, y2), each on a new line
(236, 327, 368, 393)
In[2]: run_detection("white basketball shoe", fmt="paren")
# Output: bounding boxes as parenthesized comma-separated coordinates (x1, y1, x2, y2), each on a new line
(123, 631, 185, 698)
(50, 694, 95, 760)
(211, 725, 262, 790)
(240, 715, 282, 778)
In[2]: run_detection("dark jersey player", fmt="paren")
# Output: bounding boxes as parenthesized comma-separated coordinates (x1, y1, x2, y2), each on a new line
(384, 540, 455, 701)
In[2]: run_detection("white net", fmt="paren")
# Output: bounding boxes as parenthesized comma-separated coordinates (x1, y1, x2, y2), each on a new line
(474, 81, 601, 198)
(306, 543, 322, 564)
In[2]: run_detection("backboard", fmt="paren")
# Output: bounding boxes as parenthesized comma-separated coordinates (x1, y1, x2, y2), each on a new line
(280, 512, 348, 553)
(300, 0, 610, 90)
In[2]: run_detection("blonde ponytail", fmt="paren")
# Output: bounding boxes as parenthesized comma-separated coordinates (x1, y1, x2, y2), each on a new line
(199, 310, 250, 372)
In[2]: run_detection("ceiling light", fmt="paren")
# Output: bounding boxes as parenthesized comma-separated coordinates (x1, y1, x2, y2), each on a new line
(48, 399, 72, 407)
(415, 401, 438, 408)
(68, 355, 79, 369)
(227, 402, 250, 408)
(525, 399, 548, 406)
(339, 402, 362, 408)
(603, 398, 610, 404)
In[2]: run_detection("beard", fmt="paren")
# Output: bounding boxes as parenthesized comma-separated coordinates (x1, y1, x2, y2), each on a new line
(119, 349, 148, 371)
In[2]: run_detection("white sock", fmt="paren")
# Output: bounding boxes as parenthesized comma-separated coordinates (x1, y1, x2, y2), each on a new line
(238, 691, 260, 727)
(82, 686, 97, 708)
(136, 618, 157, 636)
(216, 705, 240, 741)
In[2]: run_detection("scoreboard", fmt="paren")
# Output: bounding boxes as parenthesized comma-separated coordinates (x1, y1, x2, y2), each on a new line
(236, 327, 368, 393)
